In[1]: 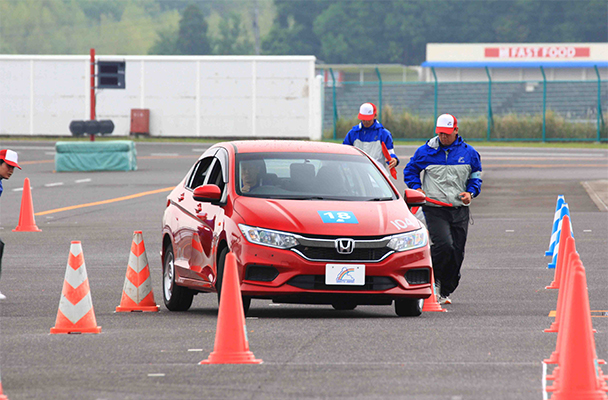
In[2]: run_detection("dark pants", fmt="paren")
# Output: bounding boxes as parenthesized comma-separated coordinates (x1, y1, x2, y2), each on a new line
(423, 206, 469, 297)
(0, 238, 4, 279)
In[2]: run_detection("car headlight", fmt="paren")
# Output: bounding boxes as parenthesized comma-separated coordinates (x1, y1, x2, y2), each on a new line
(387, 229, 428, 252)
(238, 224, 299, 249)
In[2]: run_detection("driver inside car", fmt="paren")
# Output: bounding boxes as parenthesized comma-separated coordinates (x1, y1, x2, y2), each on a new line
(240, 160, 263, 193)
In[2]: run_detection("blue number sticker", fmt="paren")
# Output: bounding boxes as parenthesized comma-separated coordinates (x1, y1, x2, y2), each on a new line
(318, 211, 358, 224)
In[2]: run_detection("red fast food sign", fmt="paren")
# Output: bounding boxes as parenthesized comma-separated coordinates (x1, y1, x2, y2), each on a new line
(485, 46, 590, 59)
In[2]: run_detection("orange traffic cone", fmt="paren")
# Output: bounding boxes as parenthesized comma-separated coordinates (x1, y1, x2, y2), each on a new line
(545, 235, 576, 333)
(546, 215, 572, 290)
(422, 268, 447, 312)
(12, 178, 41, 232)
(546, 260, 608, 399)
(116, 231, 159, 312)
(200, 252, 262, 364)
(50, 241, 101, 334)
(0, 371, 8, 400)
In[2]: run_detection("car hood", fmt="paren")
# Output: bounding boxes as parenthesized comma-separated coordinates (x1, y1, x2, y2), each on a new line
(233, 197, 421, 236)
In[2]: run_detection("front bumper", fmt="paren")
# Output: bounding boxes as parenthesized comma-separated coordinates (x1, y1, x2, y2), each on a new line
(235, 243, 433, 302)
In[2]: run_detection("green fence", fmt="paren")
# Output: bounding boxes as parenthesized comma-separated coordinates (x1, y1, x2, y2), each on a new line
(324, 68, 607, 142)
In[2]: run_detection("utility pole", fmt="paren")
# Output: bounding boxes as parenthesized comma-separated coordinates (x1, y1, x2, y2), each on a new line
(253, 0, 260, 55)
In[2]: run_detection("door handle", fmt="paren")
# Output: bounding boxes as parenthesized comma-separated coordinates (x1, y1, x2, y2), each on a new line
(178, 193, 184, 201)
(195, 204, 202, 213)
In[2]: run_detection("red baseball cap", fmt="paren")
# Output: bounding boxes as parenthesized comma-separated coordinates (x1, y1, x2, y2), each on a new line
(0, 149, 21, 169)
(435, 114, 458, 134)
(358, 103, 377, 121)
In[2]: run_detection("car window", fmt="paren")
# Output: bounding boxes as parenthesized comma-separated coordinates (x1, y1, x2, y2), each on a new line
(206, 159, 225, 194)
(235, 152, 397, 201)
(186, 157, 214, 190)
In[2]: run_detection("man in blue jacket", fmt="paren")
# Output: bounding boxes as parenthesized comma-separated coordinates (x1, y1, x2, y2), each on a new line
(343, 103, 399, 173)
(404, 114, 482, 304)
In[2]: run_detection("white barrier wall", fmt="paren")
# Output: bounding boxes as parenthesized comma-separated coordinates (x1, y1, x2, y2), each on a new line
(0, 55, 322, 139)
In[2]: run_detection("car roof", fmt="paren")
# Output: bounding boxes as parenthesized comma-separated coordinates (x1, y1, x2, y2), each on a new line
(221, 140, 363, 155)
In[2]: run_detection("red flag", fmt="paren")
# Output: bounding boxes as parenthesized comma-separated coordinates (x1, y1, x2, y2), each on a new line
(381, 142, 397, 179)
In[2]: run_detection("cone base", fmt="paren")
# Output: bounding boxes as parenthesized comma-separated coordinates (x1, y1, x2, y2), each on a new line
(13, 225, 41, 232)
(50, 326, 101, 334)
(545, 283, 559, 289)
(422, 304, 448, 312)
(0, 395, 7, 400)
(546, 388, 608, 399)
(200, 351, 263, 365)
(115, 305, 159, 312)
(544, 323, 558, 333)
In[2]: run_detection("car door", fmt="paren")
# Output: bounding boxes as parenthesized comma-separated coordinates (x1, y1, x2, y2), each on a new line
(195, 148, 229, 285)
(174, 154, 215, 283)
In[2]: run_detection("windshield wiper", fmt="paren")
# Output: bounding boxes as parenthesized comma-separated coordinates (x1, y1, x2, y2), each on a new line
(367, 197, 393, 201)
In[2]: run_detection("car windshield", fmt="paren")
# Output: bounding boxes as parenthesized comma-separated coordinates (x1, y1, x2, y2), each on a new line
(235, 152, 397, 201)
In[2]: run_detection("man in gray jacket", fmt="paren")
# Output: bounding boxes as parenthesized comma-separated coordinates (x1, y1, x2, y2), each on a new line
(404, 114, 482, 304)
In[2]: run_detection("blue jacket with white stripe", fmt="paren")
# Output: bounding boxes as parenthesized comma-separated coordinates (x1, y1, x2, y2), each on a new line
(343, 120, 399, 169)
(404, 135, 482, 207)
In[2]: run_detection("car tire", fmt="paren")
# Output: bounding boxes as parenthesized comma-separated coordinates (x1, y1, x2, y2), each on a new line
(216, 247, 251, 316)
(163, 243, 194, 311)
(394, 298, 423, 317)
(331, 300, 357, 311)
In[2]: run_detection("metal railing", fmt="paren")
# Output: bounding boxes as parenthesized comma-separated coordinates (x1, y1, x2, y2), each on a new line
(324, 68, 607, 142)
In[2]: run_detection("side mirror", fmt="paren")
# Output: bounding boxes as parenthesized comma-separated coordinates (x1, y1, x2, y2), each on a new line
(193, 184, 221, 203)
(404, 189, 426, 208)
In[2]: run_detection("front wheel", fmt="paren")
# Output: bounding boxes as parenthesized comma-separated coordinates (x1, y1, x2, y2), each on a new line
(394, 298, 423, 317)
(216, 247, 251, 316)
(163, 243, 194, 311)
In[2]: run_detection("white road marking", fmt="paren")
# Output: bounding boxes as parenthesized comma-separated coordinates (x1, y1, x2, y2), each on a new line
(505, 230, 515, 232)
(583, 230, 592, 232)
(75, 179, 91, 183)
(187, 349, 204, 352)
(192, 149, 206, 152)
(147, 373, 165, 377)
(44, 151, 56, 155)
(44, 182, 64, 187)
(12, 188, 23, 192)
(151, 153, 179, 157)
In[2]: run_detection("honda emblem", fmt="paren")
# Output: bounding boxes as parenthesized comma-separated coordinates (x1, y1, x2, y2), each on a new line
(335, 238, 355, 255)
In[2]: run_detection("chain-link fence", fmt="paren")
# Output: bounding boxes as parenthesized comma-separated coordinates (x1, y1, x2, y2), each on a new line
(323, 75, 607, 142)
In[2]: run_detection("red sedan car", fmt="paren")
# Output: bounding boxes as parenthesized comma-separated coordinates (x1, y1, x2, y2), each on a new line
(161, 140, 432, 316)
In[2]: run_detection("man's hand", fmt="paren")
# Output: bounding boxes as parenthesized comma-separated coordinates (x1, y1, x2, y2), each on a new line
(416, 188, 426, 195)
(459, 192, 472, 205)
(388, 158, 398, 169)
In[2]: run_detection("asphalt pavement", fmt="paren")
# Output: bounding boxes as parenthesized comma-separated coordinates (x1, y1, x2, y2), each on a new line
(0, 140, 606, 400)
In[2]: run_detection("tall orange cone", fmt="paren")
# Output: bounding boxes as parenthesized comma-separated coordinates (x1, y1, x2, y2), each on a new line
(545, 235, 576, 333)
(200, 252, 262, 364)
(116, 231, 159, 312)
(546, 215, 572, 289)
(546, 261, 608, 399)
(422, 268, 447, 312)
(50, 241, 101, 334)
(12, 178, 41, 232)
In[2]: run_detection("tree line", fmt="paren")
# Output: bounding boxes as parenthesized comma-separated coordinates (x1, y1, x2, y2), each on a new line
(1, 0, 606, 64)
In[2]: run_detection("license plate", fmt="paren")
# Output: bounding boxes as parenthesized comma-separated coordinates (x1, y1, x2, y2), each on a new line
(325, 264, 365, 286)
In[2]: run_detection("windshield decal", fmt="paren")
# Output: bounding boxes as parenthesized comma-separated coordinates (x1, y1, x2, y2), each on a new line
(318, 211, 358, 224)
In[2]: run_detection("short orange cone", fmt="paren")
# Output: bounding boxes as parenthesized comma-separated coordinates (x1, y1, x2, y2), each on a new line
(200, 252, 262, 364)
(546, 215, 572, 290)
(116, 231, 159, 312)
(12, 178, 41, 232)
(0, 371, 9, 400)
(546, 260, 608, 399)
(50, 241, 101, 334)
(422, 268, 446, 312)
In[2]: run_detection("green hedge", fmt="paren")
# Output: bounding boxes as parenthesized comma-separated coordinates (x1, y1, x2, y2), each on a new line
(326, 106, 607, 141)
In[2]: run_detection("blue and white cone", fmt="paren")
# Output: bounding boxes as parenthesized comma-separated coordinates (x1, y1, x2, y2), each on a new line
(547, 207, 574, 269)
(545, 195, 565, 256)
(545, 202, 570, 258)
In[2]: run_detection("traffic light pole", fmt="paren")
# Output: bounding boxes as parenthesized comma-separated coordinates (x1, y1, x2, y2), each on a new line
(90, 48, 96, 141)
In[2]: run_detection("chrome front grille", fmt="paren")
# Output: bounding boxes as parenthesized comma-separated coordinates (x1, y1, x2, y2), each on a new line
(291, 235, 394, 263)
